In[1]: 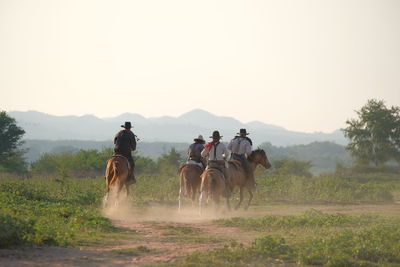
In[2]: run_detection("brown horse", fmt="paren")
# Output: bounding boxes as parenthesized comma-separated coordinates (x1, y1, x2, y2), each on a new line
(199, 166, 230, 215)
(178, 164, 202, 212)
(104, 155, 131, 206)
(227, 149, 271, 210)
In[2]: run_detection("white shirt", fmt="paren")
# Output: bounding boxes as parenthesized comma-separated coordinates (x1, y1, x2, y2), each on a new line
(227, 136, 252, 156)
(201, 142, 228, 161)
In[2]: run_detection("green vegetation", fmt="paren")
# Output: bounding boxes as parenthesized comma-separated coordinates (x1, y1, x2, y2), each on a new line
(253, 172, 396, 204)
(0, 110, 27, 174)
(0, 177, 133, 248)
(173, 210, 400, 266)
(216, 209, 393, 229)
(31, 148, 113, 177)
(260, 141, 353, 174)
(30, 148, 183, 178)
(344, 99, 400, 167)
(272, 158, 313, 177)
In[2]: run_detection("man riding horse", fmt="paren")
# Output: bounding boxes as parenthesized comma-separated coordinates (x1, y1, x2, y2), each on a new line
(201, 131, 229, 184)
(187, 135, 206, 169)
(113, 121, 137, 184)
(227, 128, 253, 187)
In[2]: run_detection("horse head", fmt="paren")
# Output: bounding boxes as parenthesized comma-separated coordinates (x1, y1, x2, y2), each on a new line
(248, 149, 271, 169)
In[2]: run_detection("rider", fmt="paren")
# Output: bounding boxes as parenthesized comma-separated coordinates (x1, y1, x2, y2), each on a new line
(201, 130, 229, 182)
(187, 135, 206, 169)
(227, 128, 253, 185)
(114, 121, 137, 184)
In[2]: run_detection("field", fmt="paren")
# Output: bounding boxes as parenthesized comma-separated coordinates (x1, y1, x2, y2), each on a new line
(1, 172, 400, 266)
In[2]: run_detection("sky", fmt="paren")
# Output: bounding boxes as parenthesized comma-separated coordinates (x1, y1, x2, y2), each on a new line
(1, 0, 399, 133)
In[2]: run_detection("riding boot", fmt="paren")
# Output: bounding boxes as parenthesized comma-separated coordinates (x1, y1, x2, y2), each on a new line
(128, 169, 136, 185)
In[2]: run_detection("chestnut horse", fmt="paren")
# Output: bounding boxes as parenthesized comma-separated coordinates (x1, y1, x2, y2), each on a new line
(199, 166, 230, 215)
(104, 155, 131, 206)
(227, 149, 271, 210)
(178, 164, 202, 212)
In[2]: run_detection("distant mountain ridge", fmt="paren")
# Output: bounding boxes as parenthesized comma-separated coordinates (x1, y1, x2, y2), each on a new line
(9, 109, 346, 146)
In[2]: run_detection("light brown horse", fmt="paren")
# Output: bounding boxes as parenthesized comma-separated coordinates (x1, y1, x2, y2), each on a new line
(178, 164, 202, 212)
(104, 155, 131, 206)
(199, 166, 230, 215)
(227, 149, 271, 210)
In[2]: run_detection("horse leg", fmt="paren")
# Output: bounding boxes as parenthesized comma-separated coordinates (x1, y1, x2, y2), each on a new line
(245, 189, 253, 210)
(103, 192, 109, 208)
(125, 183, 130, 197)
(225, 195, 231, 212)
(178, 186, 183, 212)
(191, 186, 196, 210)
(235, 187, 243, 210)
(115, 182, 123, 207)
(199, 191, 206, 216)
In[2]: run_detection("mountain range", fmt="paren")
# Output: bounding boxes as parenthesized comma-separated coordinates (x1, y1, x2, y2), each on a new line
(9, 109, 346, 146)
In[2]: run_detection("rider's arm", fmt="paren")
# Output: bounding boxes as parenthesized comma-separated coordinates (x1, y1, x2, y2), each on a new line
(130, 132, 137, 151)
(201, 147, 209, 158)
(245, 141, 252, 156)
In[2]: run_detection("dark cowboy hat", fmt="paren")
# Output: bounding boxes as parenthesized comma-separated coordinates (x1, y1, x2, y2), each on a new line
(210, 130, 222, 139)
(121, 121, 132, 129)
(237, 128, 250, 135)
(194, 135, 205, 143)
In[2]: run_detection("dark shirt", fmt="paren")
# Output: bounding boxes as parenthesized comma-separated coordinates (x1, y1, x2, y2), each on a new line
(114, 129, 136, 155)
(188, 143, 204, 161)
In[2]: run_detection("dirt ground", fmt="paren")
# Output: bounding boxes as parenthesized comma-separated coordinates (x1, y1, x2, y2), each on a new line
(1, 203, 399, 267)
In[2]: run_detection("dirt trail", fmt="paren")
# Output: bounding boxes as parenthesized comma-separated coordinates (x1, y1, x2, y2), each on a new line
(1, 203, 399, 267)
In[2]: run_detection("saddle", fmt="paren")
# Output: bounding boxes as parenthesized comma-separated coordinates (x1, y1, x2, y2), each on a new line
(205, 166, 225, 179)
(228, 159, 242, 170)
(178, 162, 204, 174)
(186, 160, 204, 170)
(111, 154, 131, 171)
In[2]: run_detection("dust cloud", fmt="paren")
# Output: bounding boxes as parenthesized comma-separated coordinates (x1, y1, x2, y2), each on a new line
(101, 192, 245, 223)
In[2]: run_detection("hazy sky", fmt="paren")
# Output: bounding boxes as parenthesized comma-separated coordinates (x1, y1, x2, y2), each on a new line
(1, 0, 399, 133)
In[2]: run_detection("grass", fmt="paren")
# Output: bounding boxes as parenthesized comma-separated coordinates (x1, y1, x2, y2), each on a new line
(215, 209, 394, 229)
(168, 210, 400, 266)
(0, 176, 137, 248)
(1, 171, 400, 266)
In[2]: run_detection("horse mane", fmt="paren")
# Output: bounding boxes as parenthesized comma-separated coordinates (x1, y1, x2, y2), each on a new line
(248, 149, 266, 162)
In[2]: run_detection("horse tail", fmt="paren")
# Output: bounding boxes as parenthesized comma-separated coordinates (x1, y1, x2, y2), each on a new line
(203, 170, 216, 200)
(180, 168, 190, 196)
(109, 161, 119, 188)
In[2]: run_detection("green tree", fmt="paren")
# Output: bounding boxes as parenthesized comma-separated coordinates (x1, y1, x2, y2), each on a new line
(0, 111, 27, 173)
(157, 148, 184, 175)
(273, 158, 313, 177)
(343, 99, 400, 167)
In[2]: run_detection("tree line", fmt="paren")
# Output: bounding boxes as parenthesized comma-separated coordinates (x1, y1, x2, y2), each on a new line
(1, 99, 399, 176)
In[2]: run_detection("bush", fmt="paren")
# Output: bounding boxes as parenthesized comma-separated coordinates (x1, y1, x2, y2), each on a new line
(252, 174, 394, 204)
(272, 158, 313, 177)
(0, 177, 114, 247)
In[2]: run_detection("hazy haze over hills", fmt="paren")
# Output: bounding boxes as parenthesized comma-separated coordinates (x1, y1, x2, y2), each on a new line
(10, 109, 346, 146)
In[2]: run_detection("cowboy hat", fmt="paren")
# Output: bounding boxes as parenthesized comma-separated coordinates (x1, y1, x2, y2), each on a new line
(121, 121, 132, 129)
(237, 128, 249, 135)
(210, 130, 222, 139)
(194, 135, 205, 143)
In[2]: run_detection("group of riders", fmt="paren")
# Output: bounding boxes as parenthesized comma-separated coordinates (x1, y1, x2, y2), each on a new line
(113, 121, 254, 188)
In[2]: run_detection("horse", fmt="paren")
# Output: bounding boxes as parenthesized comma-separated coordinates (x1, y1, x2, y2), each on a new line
(103, 155, 131, 206)
(227, 149, 271, 210)
(199, 165, 231, 215)
(178, 164, 203, 212)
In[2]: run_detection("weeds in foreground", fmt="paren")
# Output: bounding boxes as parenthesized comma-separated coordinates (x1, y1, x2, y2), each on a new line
(172, 212, 400, 267)
(0, 177, 128, 248)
